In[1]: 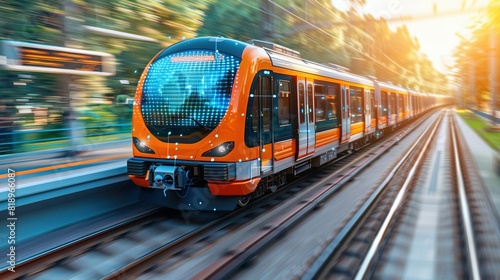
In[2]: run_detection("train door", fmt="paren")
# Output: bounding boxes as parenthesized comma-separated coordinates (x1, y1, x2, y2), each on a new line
(374, 83, 381, 130)
(397, 93, 404, 123)
(388, 92, 397, 126)
(257, 71, 274, 174)
(370, 90, 376, 132)
(364, 89, 372, 132)
(404, 93, 409, 120)
(296, 78, 315, 159)
(387, 92, 392, 126)
(340, 85, 351, 143)
(409, 92, 415, 118)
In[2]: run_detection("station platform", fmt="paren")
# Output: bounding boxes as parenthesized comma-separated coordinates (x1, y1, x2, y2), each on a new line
(0, 139, 135, 245)
(454, 111, 500, 218)
(0, 140, 130, 187)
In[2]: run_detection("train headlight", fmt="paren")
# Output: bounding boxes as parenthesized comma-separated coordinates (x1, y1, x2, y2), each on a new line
(202, 141, 234, 157)
(133, 137, 155, 154)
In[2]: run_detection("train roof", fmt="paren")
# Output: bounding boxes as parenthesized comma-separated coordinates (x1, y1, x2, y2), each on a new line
(157, 37, 248, 61)
(249, 40, 434, 95)
(161, 37, 429, 95)
(259, 47, 375, 87)
(377, 81, 408, 92)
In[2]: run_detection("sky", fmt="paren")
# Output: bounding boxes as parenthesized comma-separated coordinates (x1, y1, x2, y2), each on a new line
(331, 0, 490, 73)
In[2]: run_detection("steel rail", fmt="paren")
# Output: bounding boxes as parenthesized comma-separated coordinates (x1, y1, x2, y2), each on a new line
(104, 110, 440, 279)
(197, 113, 444, 280)
(302, 111, 444, 280)
(450, 114, 481, 280)
(352, 112, 444, 280)
(0, 208, 161, 280)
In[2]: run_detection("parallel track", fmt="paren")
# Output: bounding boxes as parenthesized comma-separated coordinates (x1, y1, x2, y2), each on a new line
(0, 208, 164, 280)
(300, 110, 500, 279)
(301, 109, 445, 279)
(105, 111, 435, 279)
(3, 110, 465, 279)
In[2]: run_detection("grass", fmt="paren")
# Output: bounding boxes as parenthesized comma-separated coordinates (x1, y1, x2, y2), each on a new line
(456, 109, 500, 152)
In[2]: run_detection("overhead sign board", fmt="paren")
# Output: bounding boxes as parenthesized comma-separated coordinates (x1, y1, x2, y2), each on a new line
(0, 41, 115, 76)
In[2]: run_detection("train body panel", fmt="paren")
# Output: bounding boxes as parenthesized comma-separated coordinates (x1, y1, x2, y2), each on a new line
(350, 122, 365, 140)
(315, 129, 340, 148)
(127, 37, 447, 211)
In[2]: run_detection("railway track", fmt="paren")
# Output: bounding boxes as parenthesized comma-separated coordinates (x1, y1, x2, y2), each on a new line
(300, 108, 446, 279)
(0, 207, 172, 280)
(302, 109, 500, 279)
(101, 109, 435, 279)
(0, 139, 377, 279)
(7, 108, 492, 280)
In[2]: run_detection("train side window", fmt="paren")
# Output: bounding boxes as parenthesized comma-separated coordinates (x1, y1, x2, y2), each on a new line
(371, 91, 376, 118)
(350, 86, 363, 123)
(262, 76, 271, 131)
(251, 88, 259, 132)
(327, 84, 338, 121)
(398, 94, 404, 115)
(308, 83, 314, 123)
(381, 91, 388, 117)
(314, 84, 326, 122)
(390, 93, 397, 115)
(278, 80, 291, 126)
(299, 83, 305, 124)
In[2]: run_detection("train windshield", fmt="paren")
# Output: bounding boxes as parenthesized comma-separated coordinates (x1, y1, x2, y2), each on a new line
(141, 50, 240, 143)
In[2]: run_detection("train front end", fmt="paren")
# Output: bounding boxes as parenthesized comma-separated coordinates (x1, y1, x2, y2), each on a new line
(127, 37, 262, 211)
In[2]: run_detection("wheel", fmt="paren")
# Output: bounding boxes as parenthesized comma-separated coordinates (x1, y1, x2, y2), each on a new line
(238, 195, 250, 207)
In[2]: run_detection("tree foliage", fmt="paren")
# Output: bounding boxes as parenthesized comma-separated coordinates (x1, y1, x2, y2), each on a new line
(197, 0, 263, 40)
(0, 0, 451, 118)
(0, 0, 216, 136)
(0, 0, 214, 124)
(452, 0, 500, 109)
(198, 0, 448, 93)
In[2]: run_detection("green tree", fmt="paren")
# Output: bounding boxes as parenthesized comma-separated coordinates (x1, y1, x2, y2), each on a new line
(198, 0, 350, 67)
(278, 0, 350, 67)
(452, 0, 500, 108)
(197, 0, 446, 93)
(197, 0, 263, 40)
(0, 0, 214, 132)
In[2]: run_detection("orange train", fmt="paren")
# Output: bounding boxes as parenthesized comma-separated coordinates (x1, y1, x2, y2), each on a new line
(127, 37, 449, 211)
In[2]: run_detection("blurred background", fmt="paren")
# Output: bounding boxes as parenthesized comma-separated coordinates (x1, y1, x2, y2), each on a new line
(0, 0, 498, 155)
